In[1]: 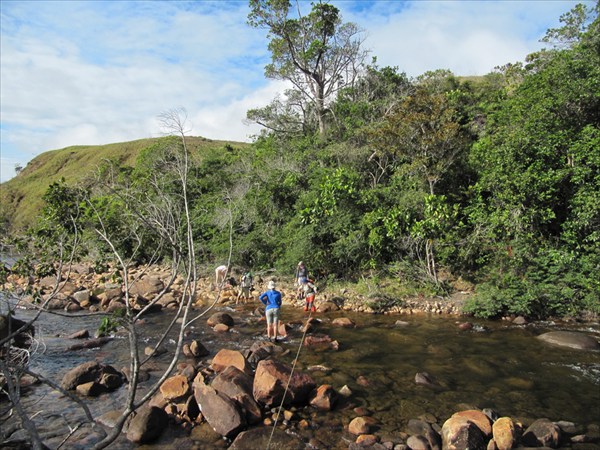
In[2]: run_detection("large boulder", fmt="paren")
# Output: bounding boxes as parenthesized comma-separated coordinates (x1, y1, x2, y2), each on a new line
(210, 348, 252, 375)
(253, 359, 315, 407)
(332, 317, 355, 328)
(194, 383, 245, 438)
(160, 374, 190, 402)
(126, 406, 168, 443)
(207, 312, 234, 328)
(537, 331, 600, 350)
(492, 417, 518, 450)
(129, 276, 164, 297)
(452, 410, 492, 438)
(211, 366, 262, 424)
(441, 415, 487, 450)
(61, 361, 124, 391)
(522, 418, 561, 448)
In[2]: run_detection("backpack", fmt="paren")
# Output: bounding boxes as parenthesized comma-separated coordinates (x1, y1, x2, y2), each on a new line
(241, 273, 252, 288)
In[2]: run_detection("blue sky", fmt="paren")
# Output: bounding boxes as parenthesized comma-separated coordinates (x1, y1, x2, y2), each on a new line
(0, 0, 588, 182)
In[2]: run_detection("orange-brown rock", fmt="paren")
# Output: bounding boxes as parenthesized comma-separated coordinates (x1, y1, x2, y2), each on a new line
(492, 417, 518, 450)
(160, 374, 190, 402)
(453, 410, 492, 437)
(210, 348, 251, 375)
(309, 384, 337, 411)
(349, 416, 371, 435)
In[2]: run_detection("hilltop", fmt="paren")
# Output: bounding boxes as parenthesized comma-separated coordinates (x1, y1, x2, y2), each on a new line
(0, 136, 248, 232)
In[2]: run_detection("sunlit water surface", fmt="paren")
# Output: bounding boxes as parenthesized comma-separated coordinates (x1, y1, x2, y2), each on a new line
(3, 300, 599, 448)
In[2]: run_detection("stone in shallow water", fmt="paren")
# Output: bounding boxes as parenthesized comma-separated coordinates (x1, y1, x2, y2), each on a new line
(536, 331, 600, 350)
(229, 427, 304, 449)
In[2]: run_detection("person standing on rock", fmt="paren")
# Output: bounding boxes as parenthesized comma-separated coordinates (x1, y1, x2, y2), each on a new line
(259, 280, 282, 342)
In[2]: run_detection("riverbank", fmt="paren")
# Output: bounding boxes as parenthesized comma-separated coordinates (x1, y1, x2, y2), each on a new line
(2, 262, 472, 317)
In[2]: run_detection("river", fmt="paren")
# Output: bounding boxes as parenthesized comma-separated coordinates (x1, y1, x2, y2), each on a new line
(2, 300, 600, 448)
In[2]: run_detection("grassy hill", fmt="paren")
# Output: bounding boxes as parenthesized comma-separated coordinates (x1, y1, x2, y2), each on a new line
(0, 136, 248, 233)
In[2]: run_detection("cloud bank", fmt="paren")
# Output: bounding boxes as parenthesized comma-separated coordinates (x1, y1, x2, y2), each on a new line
(0, 0, 585, 182)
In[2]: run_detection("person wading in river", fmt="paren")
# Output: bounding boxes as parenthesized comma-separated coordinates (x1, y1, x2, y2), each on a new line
(259, 280, 282, 342)
(303, 278, 318, 312)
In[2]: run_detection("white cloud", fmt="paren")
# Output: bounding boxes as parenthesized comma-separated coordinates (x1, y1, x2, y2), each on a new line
(0, 0, 590, 183)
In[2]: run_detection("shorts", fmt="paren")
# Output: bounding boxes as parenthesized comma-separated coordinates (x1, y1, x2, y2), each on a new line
(240, 286, 251, 297)
(265, 307, 280, 325)
(298, 276, 307, 285)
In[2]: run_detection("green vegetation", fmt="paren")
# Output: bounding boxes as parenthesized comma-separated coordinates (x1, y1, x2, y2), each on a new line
(0, 136, 247, 231)
(1, 3, 598, 321)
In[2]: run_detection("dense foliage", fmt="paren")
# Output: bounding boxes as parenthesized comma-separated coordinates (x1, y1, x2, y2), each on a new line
(4, 3, 599, 320)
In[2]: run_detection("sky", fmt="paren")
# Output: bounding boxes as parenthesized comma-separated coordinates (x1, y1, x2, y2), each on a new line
(0, 0, 589, 183)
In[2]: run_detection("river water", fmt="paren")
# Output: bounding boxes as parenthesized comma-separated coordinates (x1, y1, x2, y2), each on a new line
(3, 301, 600, 448)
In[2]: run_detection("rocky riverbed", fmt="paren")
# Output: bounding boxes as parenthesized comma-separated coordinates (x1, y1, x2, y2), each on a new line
(2, 263, 599, 449)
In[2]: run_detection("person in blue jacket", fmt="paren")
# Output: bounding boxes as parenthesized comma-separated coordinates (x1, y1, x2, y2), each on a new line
(259, 280, 282, 342)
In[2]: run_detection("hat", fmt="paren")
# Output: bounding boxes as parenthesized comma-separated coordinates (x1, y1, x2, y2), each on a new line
(298, 261, 303, 265)
(268, 280, 276, 289)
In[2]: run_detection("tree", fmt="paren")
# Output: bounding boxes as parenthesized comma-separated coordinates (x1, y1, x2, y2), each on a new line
(465, 4, 600, 317)
(248, 0, 369, 136)
(0, 109, 233, 449)
(369, 84, 469, 196)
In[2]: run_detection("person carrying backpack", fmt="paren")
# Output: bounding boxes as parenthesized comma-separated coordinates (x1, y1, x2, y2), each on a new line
(237, 271, 253, 304)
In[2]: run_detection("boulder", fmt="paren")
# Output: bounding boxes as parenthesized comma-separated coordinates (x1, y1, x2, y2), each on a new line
(72, 290, 91, 304)
(126, 406, 168, 443)
(407, 418, 441, 449)
(304, 334, 339, 351)
(129, 276, 164, 296)
(75, 381, 106, 397)
(349, 416, 371, 435)
(452, 410, 492, 437)
(537, 331, 600, 350)
(407, 434, 431, 450)
(160, 374, 191, 402)
(356, 434, 378, 446)
(441, 415, 487, 450)
(522, 418, 561, 448)
(61, 361, 104, 390)
(210, 348, 251, 374)
(211, 365, 262, 424)
(316, 301, 340, 312)
(253, 359, 315, 407)
(309, 384, 337, 411)
(332, 317, 355, 328)
(492, 417, 518, 450)
(189, 340, 209, 357)
(213, 323, 230, 333)
(194, 383, 245, 438)
(207, 312, 234, 327)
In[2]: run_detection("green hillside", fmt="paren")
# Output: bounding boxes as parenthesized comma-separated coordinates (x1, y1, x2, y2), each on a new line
(0, 136, 248, 232)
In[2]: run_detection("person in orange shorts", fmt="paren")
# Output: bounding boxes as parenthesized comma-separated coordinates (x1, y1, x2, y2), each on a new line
(303, 279, 317, 312)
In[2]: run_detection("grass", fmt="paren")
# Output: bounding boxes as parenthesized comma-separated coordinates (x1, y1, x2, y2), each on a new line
(0, 136, 248, 232)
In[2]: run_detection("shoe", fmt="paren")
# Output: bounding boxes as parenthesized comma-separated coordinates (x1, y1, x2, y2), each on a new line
(274, 338, 279, 343)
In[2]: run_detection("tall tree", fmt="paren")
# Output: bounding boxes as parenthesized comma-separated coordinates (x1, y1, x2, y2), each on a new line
(248, 0, 368, 136)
